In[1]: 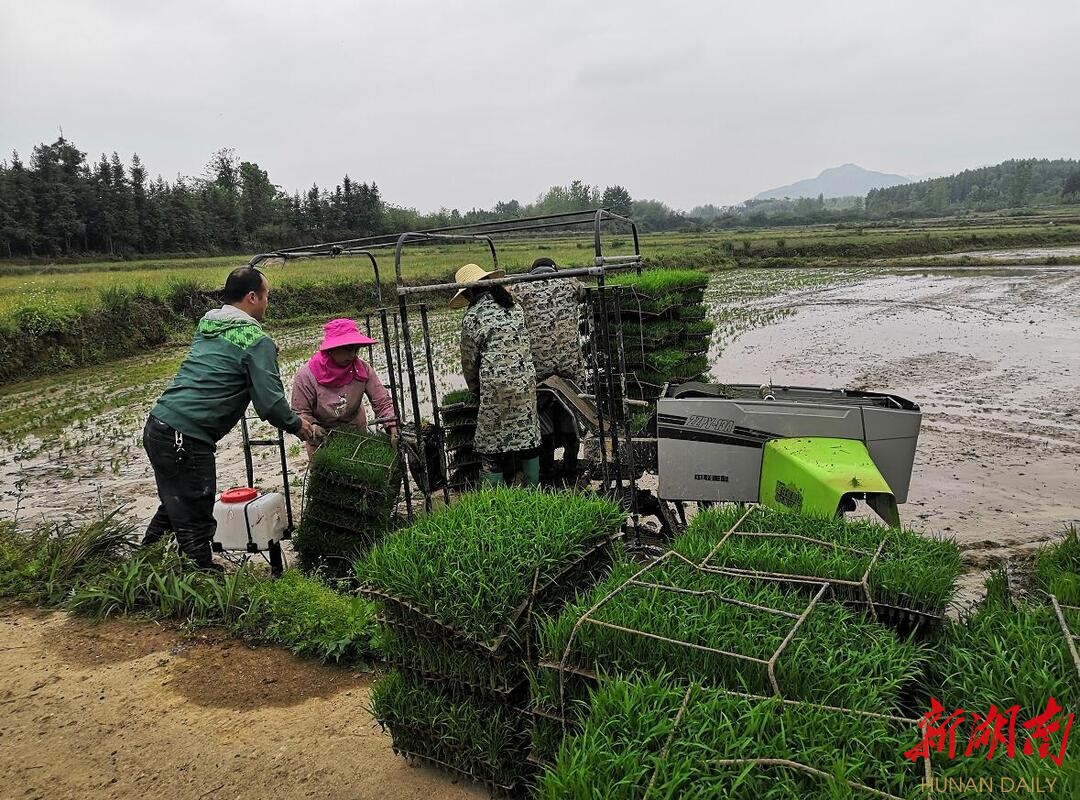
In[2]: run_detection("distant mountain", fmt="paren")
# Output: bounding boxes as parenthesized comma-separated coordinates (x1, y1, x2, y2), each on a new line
(753, 164, 911, 200)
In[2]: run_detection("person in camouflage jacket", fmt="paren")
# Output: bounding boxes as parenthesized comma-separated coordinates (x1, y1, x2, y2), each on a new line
(513, 258, 587, 480)
(512, 258, 587, 386)
(453, 264, 541, 486)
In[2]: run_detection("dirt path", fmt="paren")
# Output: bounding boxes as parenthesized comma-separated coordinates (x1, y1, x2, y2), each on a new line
(0, 604, 484, 800)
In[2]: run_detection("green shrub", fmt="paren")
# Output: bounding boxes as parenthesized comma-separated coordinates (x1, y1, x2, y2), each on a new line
(240, 569, 378, 663)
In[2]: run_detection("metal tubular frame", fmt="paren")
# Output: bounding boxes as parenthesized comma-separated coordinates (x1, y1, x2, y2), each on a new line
(386, 209, 643, 515)
(1049, 594, 1080, 680)
(247, 209, 645, 520)
(552, 508, 840, 731)
(639, 683, 932, 800)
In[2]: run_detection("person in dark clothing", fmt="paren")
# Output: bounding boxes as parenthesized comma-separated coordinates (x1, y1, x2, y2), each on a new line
(142, 267, 313, 568)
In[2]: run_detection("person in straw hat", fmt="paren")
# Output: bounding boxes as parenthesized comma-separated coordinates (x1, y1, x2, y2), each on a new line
(452, 263, 541, 486)
(291, 318, 397, 458)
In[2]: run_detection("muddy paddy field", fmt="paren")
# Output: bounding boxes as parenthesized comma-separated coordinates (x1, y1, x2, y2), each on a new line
(1, 259, 1078, 799)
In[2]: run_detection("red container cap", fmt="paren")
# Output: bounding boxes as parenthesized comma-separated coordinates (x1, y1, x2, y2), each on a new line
(220, 487, 258, 504)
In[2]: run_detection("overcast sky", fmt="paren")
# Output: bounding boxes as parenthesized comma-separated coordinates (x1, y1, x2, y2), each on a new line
(2, 0, 1078, 210)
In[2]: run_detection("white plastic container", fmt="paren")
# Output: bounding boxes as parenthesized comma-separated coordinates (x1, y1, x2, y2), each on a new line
(213, 487, 287, 552)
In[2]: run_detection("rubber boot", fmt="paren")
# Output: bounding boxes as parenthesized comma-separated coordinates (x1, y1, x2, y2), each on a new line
(522, 456, 540, 488)
(481, 470, 504, 487)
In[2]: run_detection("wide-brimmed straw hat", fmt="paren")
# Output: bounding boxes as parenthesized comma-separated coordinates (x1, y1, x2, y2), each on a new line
(449, 263, 506, 310)
(318, 318, 378, 351)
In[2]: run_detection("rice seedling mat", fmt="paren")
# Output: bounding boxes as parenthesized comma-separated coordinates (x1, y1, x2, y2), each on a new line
(697, 512, 890, 622)
(549, 519, 835, 724)
(363, 530, 622, 657)
(1048, 594, 1080, 680)
(636, 683, 932, 800)
(689, 508, 955, 630)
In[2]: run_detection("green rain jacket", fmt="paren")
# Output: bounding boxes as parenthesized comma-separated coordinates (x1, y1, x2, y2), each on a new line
(150, 305, 301, 446)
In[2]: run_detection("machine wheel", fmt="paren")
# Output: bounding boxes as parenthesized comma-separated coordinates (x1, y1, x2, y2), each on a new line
(269, 540, 283, 578)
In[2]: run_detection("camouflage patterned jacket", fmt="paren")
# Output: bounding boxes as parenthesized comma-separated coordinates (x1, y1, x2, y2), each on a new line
(460, 293, 541, 454)
(513, 277, 587, 385)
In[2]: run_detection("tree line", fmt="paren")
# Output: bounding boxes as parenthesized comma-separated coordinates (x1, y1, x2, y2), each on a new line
(0, 137, 666, 258)
(2, 137, 1078, 259)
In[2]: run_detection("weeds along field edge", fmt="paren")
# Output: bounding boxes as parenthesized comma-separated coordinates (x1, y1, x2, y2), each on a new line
(0, 513, 379, 664)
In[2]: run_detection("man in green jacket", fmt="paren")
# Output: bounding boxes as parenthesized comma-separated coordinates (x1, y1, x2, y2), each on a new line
(142, 266, 313, 569)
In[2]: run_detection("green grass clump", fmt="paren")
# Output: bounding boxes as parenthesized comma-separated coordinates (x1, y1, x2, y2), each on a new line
(65, 543, 259, 623)
(357, 488, 623, 646)
(0, 512, 136, 605)
(239, 569, 378, 663)
(677, 506, 962, 615)
(291, 517, 388, 574)
(534, 557, 925, 716)
(370, 669, 529, 790)
(1034, 526, 1080, 604)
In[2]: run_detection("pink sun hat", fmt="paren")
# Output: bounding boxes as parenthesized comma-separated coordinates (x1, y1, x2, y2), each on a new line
(318, 318, 378, 351)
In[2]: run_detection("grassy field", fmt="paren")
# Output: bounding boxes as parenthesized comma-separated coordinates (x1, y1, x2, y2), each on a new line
(4, 211, 1080, 320)
(2, 211, 1079, 383)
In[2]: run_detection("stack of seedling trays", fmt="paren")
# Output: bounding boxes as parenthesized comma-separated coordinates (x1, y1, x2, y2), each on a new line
(357, 488, 624, 796)
(529, 506, 964, 771)
(292, 429, 402, 573)
(592, 269, 714, 402)
(440, 389, 480, 491)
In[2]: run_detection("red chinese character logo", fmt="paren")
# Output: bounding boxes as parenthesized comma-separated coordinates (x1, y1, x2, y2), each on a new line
(964, 704, 1020, 760)
(1021, 697, 1074, 767)
(905, 698, 967, 761)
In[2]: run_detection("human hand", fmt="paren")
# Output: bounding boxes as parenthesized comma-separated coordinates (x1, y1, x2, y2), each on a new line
(296, 418, 314, 442)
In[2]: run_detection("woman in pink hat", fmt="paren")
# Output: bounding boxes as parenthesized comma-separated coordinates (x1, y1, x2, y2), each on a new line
(290, 318, 397, 457)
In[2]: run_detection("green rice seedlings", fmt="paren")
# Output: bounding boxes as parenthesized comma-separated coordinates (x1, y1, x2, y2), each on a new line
(677, 506, 963, 619)
(615, 289, 682, 316)
(643, 347, 691, 375)
(636, 355, 709, 385)
(239, 569, 378, 663)
(1034, 526, 1080, 604)
(629, 410, 653, 436)
(442, 388, 476, 407)
(677, 304, 708, 321)
(683, 319, 715, 338)
(538, 679, 937, 800)
(291, 517, 389, 574)
(356, 487, 624, 647)
(310, 429, 401, 492)
(377, 627, 527, 695)
(534, 556, 925, 717)
(926, 573, 1080, 718)
(606, 268, 709, 296)
(370, 669, 530, 791)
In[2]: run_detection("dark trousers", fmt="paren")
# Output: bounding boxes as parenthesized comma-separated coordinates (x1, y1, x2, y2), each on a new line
(142, 416, 217, 567)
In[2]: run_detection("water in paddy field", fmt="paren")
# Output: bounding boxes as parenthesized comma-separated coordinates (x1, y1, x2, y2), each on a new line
(1, 261, 1078, 586)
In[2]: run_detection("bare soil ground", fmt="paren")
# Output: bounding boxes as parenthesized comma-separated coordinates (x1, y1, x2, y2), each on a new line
(0, 603, 484, 800)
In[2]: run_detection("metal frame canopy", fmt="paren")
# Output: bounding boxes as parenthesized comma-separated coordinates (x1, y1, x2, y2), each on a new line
(245, 208, 645, 518)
